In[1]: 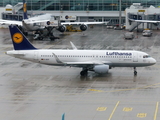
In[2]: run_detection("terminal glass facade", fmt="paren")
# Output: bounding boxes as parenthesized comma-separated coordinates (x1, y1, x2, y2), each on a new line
(0, 0, 160, 11)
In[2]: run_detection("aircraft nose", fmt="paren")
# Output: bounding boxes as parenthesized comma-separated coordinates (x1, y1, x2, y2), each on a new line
(151, 58, 156, 64)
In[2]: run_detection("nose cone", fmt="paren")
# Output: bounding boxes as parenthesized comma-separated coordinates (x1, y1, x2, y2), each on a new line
(151, 58, 156, 65)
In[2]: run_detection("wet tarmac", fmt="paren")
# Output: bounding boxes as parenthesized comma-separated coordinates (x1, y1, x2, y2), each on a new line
(0, 25, 160, 120)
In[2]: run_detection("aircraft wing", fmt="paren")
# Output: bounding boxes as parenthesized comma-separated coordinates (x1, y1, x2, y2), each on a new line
(63, 61, 102, 68)
(61, 21, 108, 25)
(65, 61, 103, 65)
(52, 52, 111, 67)
(66, 60, 112, 65)
(129, 19, 160, 23)
(24, 19, 59, 26)
(24, 19, 50, 24)
(64, 61, 112, 68)
(0, 19, 22, 26)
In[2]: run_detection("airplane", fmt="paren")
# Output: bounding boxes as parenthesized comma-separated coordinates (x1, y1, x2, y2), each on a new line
(0, 0, 59, 40)
(0, 0, 108, 40)
(6, 25, 156, 76)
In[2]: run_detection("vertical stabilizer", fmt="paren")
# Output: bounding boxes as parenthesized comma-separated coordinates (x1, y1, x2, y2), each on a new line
(23, 0, 28, 19)
(9, 25, 37, 50)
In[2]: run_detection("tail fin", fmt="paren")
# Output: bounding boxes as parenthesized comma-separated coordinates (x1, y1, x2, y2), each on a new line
(62, 113, 65, 120)
(9, 25, 37, 50)
(23, 0, 28, 19)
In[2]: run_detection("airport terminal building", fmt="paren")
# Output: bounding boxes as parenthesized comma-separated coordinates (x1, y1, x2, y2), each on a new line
(0, 0, 160, 25)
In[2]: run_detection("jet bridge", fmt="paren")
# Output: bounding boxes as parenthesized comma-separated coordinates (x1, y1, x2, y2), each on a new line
(128, 13, 142, 32)
(129, 22, 141, 32)
(4, 2, 23, 14)
(2, 2, 26, 21)
(127, 13, 143, 31)
(125, 3, 160, 30)
(127, 12, 160, 31)
(13, 2, 23, 13)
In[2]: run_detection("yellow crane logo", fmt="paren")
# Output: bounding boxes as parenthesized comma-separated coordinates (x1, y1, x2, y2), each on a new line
(13, 33, 23, 44)
(23, 3, 27, 12)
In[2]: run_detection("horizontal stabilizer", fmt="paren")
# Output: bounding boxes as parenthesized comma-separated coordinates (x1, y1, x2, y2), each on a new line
(5, 51, 25, 56)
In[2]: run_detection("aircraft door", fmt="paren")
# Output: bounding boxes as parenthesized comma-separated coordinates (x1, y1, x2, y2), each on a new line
(133, 52, 138, 62)
(119, 56, 122, 62)
(34, 51, 38, 60)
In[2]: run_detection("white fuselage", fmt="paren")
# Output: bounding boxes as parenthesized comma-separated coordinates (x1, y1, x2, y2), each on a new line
(22, 13, 54, 31)
(6, 49, 156, 67)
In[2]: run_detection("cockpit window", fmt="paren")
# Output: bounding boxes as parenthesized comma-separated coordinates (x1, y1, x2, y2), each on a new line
(143, 55, 151, 58)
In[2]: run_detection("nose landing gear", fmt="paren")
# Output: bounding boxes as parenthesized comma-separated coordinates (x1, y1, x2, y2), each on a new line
(134, 67, 137, 76)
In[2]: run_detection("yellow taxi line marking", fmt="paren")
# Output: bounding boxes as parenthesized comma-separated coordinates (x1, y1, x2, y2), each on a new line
(108, 101, 120, 120)
(137, 113, 147, 118)
(87, 83, 160, 94)
(97, 107, 107, 111)
(154, 102, 159, 120)
(88, 89, 103, 92)
(123, 107, 132, 112)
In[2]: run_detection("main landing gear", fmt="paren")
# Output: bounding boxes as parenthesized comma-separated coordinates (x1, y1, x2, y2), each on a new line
(134, 67, 137, 76)
(33, 28, 60, 40)
(80, 69, 88, 76)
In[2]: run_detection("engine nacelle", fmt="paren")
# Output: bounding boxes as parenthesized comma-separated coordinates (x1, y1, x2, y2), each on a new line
(93, 65, 109, 74)
(46, 21, 51, 25)
(58, 25, 66, 32)
(80, 24, 88, 31)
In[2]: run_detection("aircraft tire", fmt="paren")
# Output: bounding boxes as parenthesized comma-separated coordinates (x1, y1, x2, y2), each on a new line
(134, 71, 137, 76)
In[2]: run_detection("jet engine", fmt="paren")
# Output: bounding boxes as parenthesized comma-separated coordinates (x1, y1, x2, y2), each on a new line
(58, 25, 66, 32)
(93, 65, 109, 74)
(46, 21, 51, 25)
(80, 24, 88, 31)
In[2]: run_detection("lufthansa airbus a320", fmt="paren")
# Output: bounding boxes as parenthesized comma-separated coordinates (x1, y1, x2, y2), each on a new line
(6, 25, 156, 76)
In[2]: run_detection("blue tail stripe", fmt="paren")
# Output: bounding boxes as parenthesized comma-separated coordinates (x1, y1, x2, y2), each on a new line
(9, 25, 37, 50)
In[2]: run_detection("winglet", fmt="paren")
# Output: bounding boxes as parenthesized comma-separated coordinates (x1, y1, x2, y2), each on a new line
(70, 41, 77, 50)
(23, 0, 28, 19)
(62, 113, 65, 120)
(9, 25, 37, 50)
